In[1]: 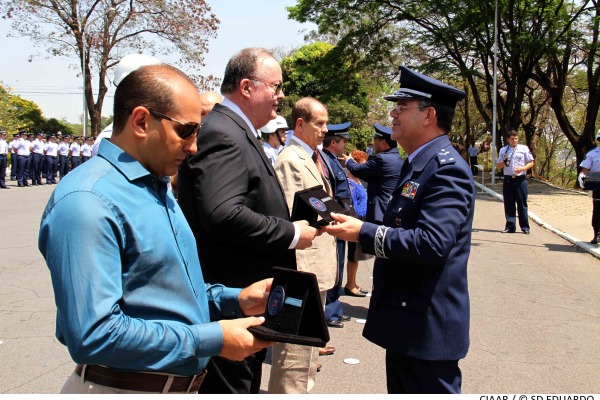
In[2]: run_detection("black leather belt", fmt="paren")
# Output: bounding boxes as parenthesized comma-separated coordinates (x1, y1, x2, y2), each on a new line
(75, 364, 207, 393)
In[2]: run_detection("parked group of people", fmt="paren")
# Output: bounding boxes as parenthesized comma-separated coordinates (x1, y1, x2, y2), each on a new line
(38, 48, 475, 395)
(0, 131, 94, 187)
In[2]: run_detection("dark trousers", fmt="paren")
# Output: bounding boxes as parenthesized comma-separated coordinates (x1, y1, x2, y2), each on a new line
(24, 155, 31, 180)
(469, 156, 478, 175)
(10, 153, 17, 179)
(71, 156, 81, 170)
(198, 349, 266, 394)
(46, 156, 58, 184)
(16, 155, 29, 186)
(82, 155, 91, 163)
(0, 154, 6, 187)
(32, 153, 43, 184)
(502, 175, 530, 231)
(41, 155, 47, 177)
(59, 155, 69, 179)
(325, 239, 346, 321)
(592, 191, 600, 233)
(385, 351, 462, 394)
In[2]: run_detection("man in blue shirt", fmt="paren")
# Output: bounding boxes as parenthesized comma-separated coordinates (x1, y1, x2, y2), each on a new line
(38, 64, 272, 394)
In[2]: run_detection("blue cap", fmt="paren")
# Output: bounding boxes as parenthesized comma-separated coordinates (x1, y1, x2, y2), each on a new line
(384, 66, 466, 108)
(326, 122, 351, 138)
(373, 123, 392, 138)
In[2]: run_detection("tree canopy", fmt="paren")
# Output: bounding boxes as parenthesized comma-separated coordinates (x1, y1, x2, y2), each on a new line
(2, 0, 220, 135)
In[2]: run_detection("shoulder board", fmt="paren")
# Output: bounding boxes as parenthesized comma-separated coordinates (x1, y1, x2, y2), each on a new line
(436, 148, 457, 165)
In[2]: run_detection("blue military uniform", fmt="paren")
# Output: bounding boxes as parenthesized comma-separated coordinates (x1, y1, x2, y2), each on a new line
(358, 66, 473, 394)
(321, 122, 353, 326)
(346, 124, 403, 224)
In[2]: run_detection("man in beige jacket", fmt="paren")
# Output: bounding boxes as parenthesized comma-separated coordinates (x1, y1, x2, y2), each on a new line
(269, 97, 338, 393)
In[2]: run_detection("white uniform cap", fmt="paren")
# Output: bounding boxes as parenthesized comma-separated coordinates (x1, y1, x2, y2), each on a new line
(113, 54, 161, 87)
(260, 119, 279, 134)
(274, 116, 289, 130)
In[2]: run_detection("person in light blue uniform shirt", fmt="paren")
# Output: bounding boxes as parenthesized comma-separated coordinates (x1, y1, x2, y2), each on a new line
(496, 130, 535, 234)
(579, 130, 600, 244)
(58, 135, 70, 179)
(31, 132, 45, 185)
(345, 123, 403, 225)
(326, 66, 474, 394)
(15, 131, 31, 187)
(44, 135, 59, 184)
(38, 63, 272, 394)
(0, 130, 8, 189)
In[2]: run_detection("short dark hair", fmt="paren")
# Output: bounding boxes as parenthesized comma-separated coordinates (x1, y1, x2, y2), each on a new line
(220, 47, 274, 95)
(508, 130, 519, 138)
(323, 135, 344, 148)
(419, 99, 456, 133)
(112, 64, 196, 135)
(291, 97, 324, 129)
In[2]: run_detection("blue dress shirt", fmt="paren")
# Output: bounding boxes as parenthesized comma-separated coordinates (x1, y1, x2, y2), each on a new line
(38, 139, 243, 376)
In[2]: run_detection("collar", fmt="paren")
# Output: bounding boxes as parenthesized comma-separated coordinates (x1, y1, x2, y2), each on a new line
(409, 135, 452, 171)
(97, 138, 167, 183)
(291, 135, 315, 157)
(221, 98, 260, 138)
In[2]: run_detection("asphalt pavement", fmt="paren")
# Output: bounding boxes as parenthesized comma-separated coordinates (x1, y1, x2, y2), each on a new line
(0, 175, 599, 394)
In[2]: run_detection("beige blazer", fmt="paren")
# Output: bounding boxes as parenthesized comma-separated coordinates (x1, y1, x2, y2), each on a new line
(275, 142, 338, 291)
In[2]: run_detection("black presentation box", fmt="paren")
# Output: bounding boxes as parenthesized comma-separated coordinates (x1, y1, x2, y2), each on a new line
(583, 172, 600, 191)
(248, 267, 330, 348)
(291, 185, 349, 228)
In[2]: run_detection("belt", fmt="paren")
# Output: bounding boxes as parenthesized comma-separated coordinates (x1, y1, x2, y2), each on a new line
(75, 364, 207, 393)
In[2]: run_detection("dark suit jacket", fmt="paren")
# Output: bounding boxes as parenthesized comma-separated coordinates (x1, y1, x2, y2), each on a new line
(359, 135, 473, 361)
(178, 103, 296, 288)
(346, 148, 403, 223)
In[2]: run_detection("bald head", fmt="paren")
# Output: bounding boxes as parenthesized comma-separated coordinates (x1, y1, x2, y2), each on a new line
(199, 91, 222, 117)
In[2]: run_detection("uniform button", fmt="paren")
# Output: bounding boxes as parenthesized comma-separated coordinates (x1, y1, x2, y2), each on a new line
(401, 302, 406, 307)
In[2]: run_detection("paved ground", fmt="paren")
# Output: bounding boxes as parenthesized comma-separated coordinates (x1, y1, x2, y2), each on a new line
(0, 176, 599, 393)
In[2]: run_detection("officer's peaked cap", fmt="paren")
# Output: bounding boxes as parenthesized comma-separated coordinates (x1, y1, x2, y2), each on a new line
(373, 123, 392, 138)
(384, 66, 466, 108)
(326, 122, 351, 138)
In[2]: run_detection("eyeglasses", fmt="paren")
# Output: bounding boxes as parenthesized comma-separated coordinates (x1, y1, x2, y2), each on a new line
(392, 105, 426, 114)
(249, 78, 284, 95)
(147, 109, 201, 139)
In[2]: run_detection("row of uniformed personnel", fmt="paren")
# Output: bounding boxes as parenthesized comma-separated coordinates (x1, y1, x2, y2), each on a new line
(0, 131, 94, 187)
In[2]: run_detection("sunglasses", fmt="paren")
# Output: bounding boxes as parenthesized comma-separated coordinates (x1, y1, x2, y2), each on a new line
(147, 109, 201, 139)
(249, 78, 284, 95)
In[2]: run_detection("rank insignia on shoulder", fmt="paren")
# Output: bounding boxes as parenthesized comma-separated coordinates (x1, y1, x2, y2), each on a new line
(437, 149, 456, 165)
(401, 181, 419, 199)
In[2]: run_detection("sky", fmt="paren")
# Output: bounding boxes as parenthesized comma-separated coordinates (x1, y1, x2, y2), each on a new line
(0, 1, 315, 125)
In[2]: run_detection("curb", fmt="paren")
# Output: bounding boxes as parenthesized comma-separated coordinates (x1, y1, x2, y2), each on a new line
(474, 181, 600, 260)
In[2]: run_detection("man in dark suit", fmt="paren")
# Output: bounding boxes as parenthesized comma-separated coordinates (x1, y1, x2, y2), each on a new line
(177, 47, 318, 394)
(325, 66, 474, 394)
(344, 123, 403, 224)
(321, 122, 354, 329)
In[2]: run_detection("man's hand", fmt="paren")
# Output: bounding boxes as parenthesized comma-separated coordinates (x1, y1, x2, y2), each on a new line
(338, 153, 349, 167)
(239, 278, 272, 316)
(322, 212, 364, 242)
(578, 172, 586, 188)
(294, 220, 318, 249)
(218, 317, 273, 361)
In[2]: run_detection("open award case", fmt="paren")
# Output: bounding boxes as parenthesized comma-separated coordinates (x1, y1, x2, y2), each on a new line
(583, 172, 600, 191)
(248, 267, 330, 347)
(291, 185, 349, 228)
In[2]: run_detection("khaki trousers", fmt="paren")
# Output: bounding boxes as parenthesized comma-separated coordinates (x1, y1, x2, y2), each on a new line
(268, 290, 327, 394)
(60, 370, 198, 394)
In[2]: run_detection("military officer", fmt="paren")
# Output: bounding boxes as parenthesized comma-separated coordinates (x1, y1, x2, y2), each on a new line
(31, 132, 45, 185)
(44, 135, 59, 184)
(579, 130, 600, 244)
(58, 135, 70, 179)
(9, 133, 18, 180)
(344, 123, 403, 225)
(15, 131, 31, 187)
(325, 66, 474, 394)
(69, 136, 82, 169)
(0, 130, 8, 189)
(321, 122, 354, 328)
